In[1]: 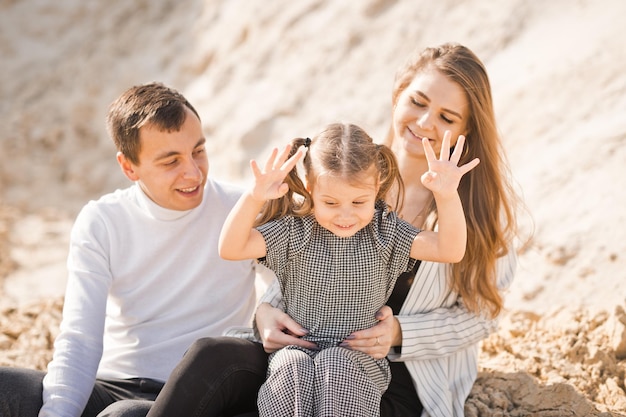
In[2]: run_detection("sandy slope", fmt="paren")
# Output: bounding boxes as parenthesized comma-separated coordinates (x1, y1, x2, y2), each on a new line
(1, 0, 625, 414)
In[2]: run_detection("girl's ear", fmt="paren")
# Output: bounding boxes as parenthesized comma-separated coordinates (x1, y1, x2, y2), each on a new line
(117, 152, 140, 181)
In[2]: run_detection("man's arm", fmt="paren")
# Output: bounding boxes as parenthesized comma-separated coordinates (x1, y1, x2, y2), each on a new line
(40, 204, 110, 417)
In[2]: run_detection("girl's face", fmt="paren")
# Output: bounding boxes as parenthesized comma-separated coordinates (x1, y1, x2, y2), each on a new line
(392, 68, 469, 159)
(310, 171, 379, 238)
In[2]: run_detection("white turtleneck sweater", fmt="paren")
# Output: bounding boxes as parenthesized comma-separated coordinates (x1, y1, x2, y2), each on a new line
(40, 179, 256, 417)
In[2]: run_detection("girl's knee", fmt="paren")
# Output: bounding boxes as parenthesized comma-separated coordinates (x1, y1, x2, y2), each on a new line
(315, 346, 353, 365)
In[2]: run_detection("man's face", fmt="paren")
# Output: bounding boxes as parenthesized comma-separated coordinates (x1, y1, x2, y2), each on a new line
(117, 108, 209, 211)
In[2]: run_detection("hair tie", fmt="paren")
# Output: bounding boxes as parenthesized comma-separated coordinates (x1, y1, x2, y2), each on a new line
(304, 137, 311, 148)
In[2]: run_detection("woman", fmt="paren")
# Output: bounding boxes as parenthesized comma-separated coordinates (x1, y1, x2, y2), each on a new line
(146, 42, 520, 417)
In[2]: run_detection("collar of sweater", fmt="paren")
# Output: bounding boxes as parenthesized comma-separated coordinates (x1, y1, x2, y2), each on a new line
(134, 183, 197, 221)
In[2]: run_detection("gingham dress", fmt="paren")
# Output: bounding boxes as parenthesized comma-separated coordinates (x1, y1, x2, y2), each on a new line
(256, 201, 420, 417)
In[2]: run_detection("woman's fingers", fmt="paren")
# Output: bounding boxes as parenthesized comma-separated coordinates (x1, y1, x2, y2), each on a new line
(340, 335, 390, 360)
(256, 303, 317, 353)
(263, 330, 317, 353)
(340, 305, 394, 359)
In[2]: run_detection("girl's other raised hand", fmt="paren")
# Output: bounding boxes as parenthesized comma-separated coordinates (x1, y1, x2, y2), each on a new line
(250, 144, 306, 202)
(420, 130, 480, 198)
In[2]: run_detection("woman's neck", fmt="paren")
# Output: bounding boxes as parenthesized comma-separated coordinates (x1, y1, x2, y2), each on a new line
(392, 146, 434, 228)
(391, 138, 430, 179)
(399, 184, 433, 228)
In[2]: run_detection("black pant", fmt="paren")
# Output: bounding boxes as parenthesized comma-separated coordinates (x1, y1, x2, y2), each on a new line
(147, 337, 423, 417)
(146, 336, 268, 417)
(383, 362, 424, 417)
(0, 367, 162, 417)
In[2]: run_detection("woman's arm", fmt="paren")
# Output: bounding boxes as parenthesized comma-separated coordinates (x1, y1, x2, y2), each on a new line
(340, 298, 498, 362)
(394, 249, 516, 359)
(390, 302, 497, 360)
(344, 248, 517, 360)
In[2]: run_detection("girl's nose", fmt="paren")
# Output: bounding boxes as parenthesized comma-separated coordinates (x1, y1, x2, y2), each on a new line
(339, 206, 353, 218)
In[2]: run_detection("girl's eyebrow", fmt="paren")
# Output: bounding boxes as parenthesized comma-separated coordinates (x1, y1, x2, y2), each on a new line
(415, 91, 463, 120)
(319, 193, 372, 200)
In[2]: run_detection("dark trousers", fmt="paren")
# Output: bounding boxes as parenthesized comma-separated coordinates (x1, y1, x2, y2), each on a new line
(0, 367, 162, 417)
(0, 338, 265, 417)
(147, 336, 268, 417)
(1, 337, 422, 417)
(148, 337, 423, 417)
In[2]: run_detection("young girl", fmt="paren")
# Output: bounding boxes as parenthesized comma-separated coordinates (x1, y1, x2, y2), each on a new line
(219, 122, 479, 417)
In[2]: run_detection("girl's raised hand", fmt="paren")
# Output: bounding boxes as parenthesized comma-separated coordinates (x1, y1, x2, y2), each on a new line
(421, 131, 479, 198)
(250, 144, 306, 201)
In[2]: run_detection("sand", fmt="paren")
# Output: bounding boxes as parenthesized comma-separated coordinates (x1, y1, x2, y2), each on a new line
(1, 0, 625, 415)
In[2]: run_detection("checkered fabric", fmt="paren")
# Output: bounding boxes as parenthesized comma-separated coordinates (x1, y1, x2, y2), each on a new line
(258, 346, 390, 417)
(256, 201, 420, 416)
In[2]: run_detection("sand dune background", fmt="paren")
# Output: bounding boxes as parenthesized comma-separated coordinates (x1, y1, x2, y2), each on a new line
(1, 0, 625, 415)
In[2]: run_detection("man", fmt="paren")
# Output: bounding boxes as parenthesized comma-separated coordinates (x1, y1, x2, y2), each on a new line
(0, 82, 262, 416)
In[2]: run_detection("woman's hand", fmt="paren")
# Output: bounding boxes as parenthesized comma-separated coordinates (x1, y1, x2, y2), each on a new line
(255, 303, 317, 353)
(339, 306, 400, 359)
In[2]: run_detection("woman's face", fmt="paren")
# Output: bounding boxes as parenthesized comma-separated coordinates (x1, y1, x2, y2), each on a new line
(392, 68, 469, 159)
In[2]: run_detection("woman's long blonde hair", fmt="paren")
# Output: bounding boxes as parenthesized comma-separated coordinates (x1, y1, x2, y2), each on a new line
(255, 122, 404, 226)
(386, 43, 519, 318)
